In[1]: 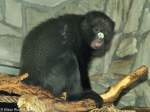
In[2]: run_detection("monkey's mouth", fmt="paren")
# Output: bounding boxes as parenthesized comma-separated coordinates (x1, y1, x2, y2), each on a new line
(90, 39, 104, 50)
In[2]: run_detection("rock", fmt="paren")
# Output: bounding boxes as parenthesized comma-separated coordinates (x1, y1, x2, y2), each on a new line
(0, 11, 2, 21)
(89, 57, 105, 75)
(132, 41, 144, 71)
(122, 0, 132, 24)
(135, 81, 150, 106)
(88, 0, 106, 11)
(141, 33, 150, 79)
(90, 73, 118, 93)
(25, 7, 50, 33)
(0, 23, 21, 37)
(0, 36, 23, 66)
(76, 0, 90, 13)
(55, 0, 87, 15)
(133, 33, 150, 79)
(124, 0, 146, 33)
(0, 66, 19, 75)
(23, 0, 68, 7)
(116, 37, 138, 58)
(103, 33, 122, 73)
(5, 0, 22, 27)
(142, 34, 150, 59)
(139, 8, 150, 33)
(0, 0, 4, 21)
(117, 89, 136, 107)
(108, 58, 134, 74)
(105, 0, 123, 31)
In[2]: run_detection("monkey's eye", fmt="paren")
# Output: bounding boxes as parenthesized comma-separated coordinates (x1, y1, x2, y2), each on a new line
(97, 32, 104, 40)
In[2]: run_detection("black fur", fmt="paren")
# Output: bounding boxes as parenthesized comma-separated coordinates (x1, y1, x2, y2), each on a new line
(20, 11, 115, 107)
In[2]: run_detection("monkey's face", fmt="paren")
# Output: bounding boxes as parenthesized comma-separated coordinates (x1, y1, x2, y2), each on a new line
(81, 11, 115, 56)
(91, 17, 115, 56)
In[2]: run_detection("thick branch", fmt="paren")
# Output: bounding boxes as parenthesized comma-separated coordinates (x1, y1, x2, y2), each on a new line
(0, 65, 148, 112)
(101, 65, 148, 103)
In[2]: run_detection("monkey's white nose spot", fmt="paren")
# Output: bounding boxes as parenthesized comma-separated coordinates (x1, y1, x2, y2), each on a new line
(97, 32, 104, 40)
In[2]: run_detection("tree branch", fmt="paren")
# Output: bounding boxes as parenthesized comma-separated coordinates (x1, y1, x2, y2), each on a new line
(0, 65, 148, 112)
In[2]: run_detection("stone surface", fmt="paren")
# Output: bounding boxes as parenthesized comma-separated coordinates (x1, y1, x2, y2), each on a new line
(108, 58, 134, 74)
(0, 23, 21, 37)
(139, 8, 150, 33)
(90, 73, 118, 93)
(106, 0, 123, 31)
(116, 37, 138, 58)
(25, 7, 50, 33)
(88, 0, 106, 11)
(141, 33, 150, 79)
(0, 10, 2, 21)
(55, 0, 87, 15)
(5, 0, 22, 27)
(142, 34, 150, 60)
(122, 0, 132, 25)
(124, 0, 146, 33)
(103, 33, 122, 73)
(0, 36, 23, 66)
(133, 33, 150, 79)
(132, 39, 144, 71)
(0, 66, 19, 75)
(23, 0, 68, 7)
(117, 89, 136, 107)
(135, 81, 150, 106)
(74, 0, 89, 13)
(0, 0, 4, 21)
(89, 57, 105, 75)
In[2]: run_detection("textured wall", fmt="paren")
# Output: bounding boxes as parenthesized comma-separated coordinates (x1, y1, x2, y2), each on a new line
(0, 0, 150, 107)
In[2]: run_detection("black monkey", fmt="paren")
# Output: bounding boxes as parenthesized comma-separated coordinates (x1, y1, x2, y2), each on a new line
(20, 11, 115, 107)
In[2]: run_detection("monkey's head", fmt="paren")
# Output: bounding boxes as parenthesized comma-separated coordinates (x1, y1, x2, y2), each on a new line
(81, 11, 115, 56)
